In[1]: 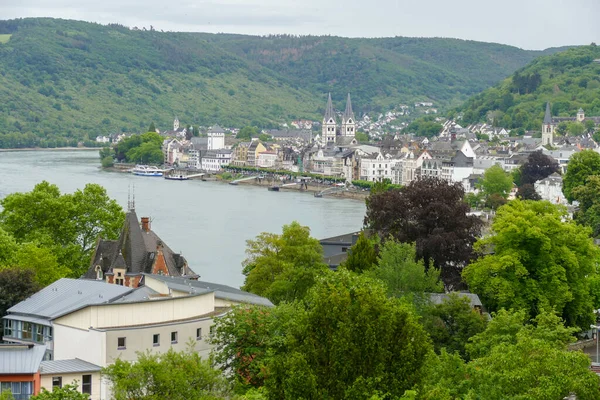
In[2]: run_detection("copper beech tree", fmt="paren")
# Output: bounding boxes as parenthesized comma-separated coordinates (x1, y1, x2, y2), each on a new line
(364, 177, 482, 290)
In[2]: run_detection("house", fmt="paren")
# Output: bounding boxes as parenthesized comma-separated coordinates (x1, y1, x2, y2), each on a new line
(4, 275, 272, 400)
(39, 359, 102, 400)
(534, 173, 568, 205)
(201, 149, 232, 172)
(257, 150, 278, 168)
(84, 209, 197, 288)
(319, 232, 360, 269)
(267, 129, 313, 143)
(359, 151, 401, 182)
(246, 140, 267, 167)
(0, 344, 45, 399)
(162, 138, 183, 165)
(207, 125, 226, 151)
(231, 142, 251, 166)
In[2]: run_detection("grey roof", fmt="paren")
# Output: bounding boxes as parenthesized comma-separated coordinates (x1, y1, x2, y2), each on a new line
(7, 278, 131, 320)
(208, 124, 225, 134)
(109, 286, 160, 303)
(544, 102, 553, 124)
(320, 232, 359, 245)
(143, 274, 273, 307)
(324, 92, 335, 122)
(40, 359, 101, 374)
(343, 93, 355, 122)
(0, 344, 46, 374)
(429, 292, 483, 308)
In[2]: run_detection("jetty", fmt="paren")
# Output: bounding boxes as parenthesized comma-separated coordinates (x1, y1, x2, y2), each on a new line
(229, 175, 260, 185)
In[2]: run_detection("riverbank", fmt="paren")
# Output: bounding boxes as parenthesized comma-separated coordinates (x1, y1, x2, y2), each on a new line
(0, 147, 100, 152)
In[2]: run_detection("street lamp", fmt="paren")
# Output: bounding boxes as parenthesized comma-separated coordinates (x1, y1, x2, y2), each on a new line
(591, 324, 600, 365)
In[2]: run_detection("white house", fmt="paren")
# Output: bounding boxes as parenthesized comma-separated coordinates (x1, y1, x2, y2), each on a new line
(207, 125, 226, 151)
(257, 151, 278, 168)
(534, 173, 568, 205)
(201, 149, 232, 172)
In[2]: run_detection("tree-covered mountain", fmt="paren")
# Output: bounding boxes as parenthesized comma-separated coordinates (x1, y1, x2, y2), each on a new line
(0, 18, 569, 146)
(457, 45, 600, 131)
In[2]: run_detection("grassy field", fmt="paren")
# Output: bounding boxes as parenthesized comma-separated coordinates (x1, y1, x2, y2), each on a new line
(0, 34, 11, 44)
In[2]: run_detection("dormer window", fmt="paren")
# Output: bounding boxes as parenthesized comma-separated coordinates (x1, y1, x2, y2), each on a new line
(94, 265, 103, 281)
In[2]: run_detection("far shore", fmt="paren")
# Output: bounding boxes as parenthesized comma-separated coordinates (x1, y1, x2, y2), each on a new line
(0, 147, 100, 152)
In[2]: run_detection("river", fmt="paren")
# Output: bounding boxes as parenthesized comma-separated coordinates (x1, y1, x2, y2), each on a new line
(0, 150, 366, 287)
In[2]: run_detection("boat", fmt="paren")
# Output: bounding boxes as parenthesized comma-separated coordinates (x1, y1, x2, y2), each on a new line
(132, 165, 163, 177)
(268, 186, 280, 192)
(314, 192, 323, 198)
(164, 174, 189, 181)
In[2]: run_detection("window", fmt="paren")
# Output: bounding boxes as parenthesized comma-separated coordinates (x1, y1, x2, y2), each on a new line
(82, 375, 92, 395)
(52, 377, 62, 389)
(196, 328, 202, 340)
(22, 322, 32, 340)
(3, 319, 13, 337)
(171, 331, 178, 344)
(153, 334, 160, 346)
(35, 325, 44, 342)
(117, 337, 126, 349)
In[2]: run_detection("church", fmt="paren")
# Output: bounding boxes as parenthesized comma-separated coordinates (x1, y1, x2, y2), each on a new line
(542, 102, 600, 146)
(321, 93, 356, 144)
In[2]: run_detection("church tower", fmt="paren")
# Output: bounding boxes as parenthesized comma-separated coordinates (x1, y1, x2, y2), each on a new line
(173, 117, 180, 131)
(577, 108, 585, 122)
(208, 125, 225, 151)
(542, 102, 554, 146)
(322, 93, 337, 143)
(341, 93, 356, 138)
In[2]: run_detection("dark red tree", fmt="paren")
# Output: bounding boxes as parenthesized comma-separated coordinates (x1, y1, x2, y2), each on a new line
(520, 151, 560, 185)
(364, 177, 482, 289)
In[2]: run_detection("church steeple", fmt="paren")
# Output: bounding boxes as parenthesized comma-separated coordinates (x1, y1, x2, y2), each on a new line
(542, 102, 554, 146)
(322, 93, 337, 143)
(341, 93, 356, 138)
(543, 102, 552, 124)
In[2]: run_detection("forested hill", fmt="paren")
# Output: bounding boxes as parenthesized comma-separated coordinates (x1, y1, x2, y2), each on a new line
(457, 45, 600, 131)
(0, 18, 568, 145)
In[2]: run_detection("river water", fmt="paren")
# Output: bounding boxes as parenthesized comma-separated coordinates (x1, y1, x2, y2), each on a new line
(0, 150, 366, 287)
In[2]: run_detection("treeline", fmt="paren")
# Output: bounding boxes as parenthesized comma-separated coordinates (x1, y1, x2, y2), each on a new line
(458, 45, 600, 130)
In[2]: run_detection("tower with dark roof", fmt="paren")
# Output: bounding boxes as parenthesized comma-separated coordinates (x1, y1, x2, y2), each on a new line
(542, 102, 554, 146)
(341, 93, 356, 138)
(322, 93, 337, 143)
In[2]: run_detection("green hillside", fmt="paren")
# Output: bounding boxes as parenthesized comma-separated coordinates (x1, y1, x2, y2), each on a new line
(0, 18, 570, 146)
(457, 45, 600, 131)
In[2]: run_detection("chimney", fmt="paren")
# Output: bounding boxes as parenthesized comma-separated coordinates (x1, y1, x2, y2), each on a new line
(141, 217, 150, 232)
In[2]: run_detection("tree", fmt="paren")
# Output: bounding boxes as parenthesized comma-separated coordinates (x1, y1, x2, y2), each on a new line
(355, 131, 369, 143)
(519, 150, 560, 185)
(258, 133, 271, 142)
(115, 132, 163, 164)
(477, 164, 512, 201)
(421, 293, 486, 360)
(516, 183, 541, 200)
(463, 200, 599, 330)
(572, 175, 600, 236)
(236, 126, 259, 140)
(264, 270, 432, 399)
(31, 384, 89, 400)
(364, 177, 482, 289)
(147, 122, 156, 132)
(563, 150, 600, 201)
(585, 119, 596, 133)
(0, 268, 40, 334)
(103, 347, 233, 400)
(341, 232, 377, 273)
(567, 121, 585, 136)
(367, 240, 442, 300)
(242, 222, 329, 304)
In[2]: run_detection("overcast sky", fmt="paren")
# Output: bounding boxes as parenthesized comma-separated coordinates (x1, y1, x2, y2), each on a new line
(1, 0, 598, 49)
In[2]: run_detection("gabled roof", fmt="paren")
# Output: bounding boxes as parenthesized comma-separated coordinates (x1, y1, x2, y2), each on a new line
(324, 93, 335, 122)
(40, 358, 102, 374)
(0, 344, 46, 374)
(6, 279, 131, 320)
(143, 274, 273, 306)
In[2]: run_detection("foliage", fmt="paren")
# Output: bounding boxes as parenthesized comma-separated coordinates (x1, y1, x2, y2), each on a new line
(0, 181, 125, 277)
(355, 131, 369, 143)
(520, 150, 560, 185)
(341, 232, 377, 273)
(114, 131, 163, 164)
(0, 392, 14, 400)
(0, 268, 40, 334)
(418, 310, 600, 400)
(364, 177, 482, 290)
(103, 347, 233, 400)
(367, 240, 442, 301)
(0, 18, 566, 147)
(264, 270, 432, 399)
(237, 126, 260, 140)
(241, 221, 329, 304)
(421, 293, 486, 360)
(31, 384, 89, 400)
(101, 155, 114, 168)
(516, 183, 541, 200)
(463, 200, 599, 330)
(477, 164, 513, 204)
(458, 45, 600, 130)
(572, 175, 600, 236)
(225, 165, 346, 182)
(402, 116, 442, 138)
(563, 149, 600, 201)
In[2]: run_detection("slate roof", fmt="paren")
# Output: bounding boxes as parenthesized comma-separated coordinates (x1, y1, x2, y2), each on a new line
(544, 102, 553, 124)
(324, 93, 335, 122)
(5, 279, 131, 321)
(343, 93, 355, 122)
(0, 344, 46, 374)
(143, 274, 273, 307)
(85, 210, 194, 280)
(319, 232, 359, 245)
(40, 359, 101, 374)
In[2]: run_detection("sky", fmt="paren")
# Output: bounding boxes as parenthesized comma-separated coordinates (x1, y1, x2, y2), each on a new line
(1, 0, 598, 50)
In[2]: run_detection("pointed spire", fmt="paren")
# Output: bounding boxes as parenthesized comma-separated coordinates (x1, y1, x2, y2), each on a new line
(324, 93, 335, 122)
(343, 93, 354, 121)
(543, 102, 552, 124)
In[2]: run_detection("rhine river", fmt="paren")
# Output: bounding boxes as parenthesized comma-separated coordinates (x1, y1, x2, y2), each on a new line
(0, 150, 366, 287)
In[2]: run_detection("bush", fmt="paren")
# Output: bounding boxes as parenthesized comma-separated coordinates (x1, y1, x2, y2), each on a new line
(101, 156, 114, 168)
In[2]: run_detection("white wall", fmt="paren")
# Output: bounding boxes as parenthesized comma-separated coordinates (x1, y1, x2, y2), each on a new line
(41, 372, 101, 400)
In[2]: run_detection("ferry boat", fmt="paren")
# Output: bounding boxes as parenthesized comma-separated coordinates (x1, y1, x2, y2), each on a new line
(132, 165, 163, 177)
(164, 174, 189, 181)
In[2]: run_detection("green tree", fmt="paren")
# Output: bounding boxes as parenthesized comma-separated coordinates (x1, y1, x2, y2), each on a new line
(567, 121, 585, 136)
(367, 240, 442, 300)
(31, 384, 89, 400)
(341, 232, 377, 273)
(563, 149, 600, 201)
(463, 200, 599, 330)
(242, 221, 329, 304)
(103, 347, 233, 400)
(585, 119, 596, 133)
(477, 164, 513, 201)
(265, 270, 432, 399)
(355, 131, 369, 143)
(237, 126, 259, 140)
(0, 268, 40, 334)
(258, 133, 271, 142)
(422, 293, 486, 360)
(148, 122, 156, 132)
(101, 156, 114, 168)
(365, 177, 482, 290)
(572, 175, 600, 236)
